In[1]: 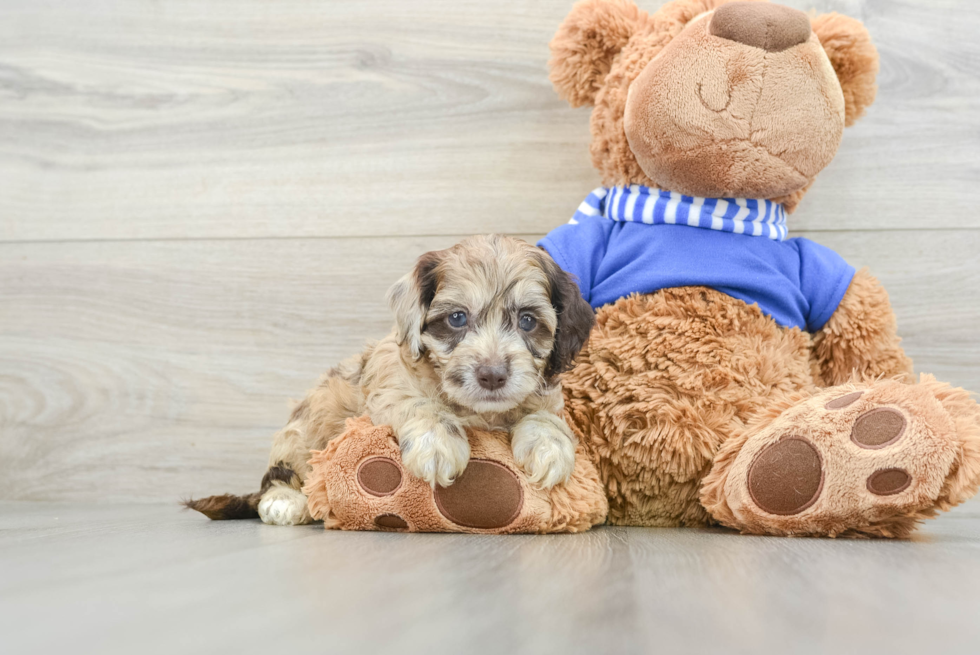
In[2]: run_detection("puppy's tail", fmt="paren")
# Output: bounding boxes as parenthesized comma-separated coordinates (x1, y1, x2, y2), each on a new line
(183, 462, 301, 520)
(183, 492, 262, 520)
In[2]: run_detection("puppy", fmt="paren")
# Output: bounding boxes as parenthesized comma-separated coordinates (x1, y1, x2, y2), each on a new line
(187, 234, 595, 525)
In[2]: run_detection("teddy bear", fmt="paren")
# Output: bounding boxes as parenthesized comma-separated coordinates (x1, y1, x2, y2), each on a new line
(541, 0, 980, 537)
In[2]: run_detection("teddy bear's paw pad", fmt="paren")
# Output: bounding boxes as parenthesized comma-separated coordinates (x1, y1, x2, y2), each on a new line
(357, 457, 403, 496)
(434, 460, 524, 529)
(850, 408, 907, 449)
(373, 513, 409, 530)
(866, 468, 912, 496)
(747, 436, 824, 516)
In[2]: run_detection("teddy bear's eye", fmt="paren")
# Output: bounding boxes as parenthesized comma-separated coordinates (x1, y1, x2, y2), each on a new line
(448, 312, 467, 328)
(519, 314, 537, 332)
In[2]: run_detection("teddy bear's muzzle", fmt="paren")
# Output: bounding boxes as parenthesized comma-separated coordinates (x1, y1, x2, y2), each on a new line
(708, 1, 811, 53)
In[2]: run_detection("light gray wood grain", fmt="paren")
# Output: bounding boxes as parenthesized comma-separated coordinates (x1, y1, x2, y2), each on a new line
(2, 230, 979, 502)
(1, 501, 979, 655)
(1, 0, 978, 241)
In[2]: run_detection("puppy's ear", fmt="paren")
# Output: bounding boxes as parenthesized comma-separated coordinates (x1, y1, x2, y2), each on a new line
(812, 12, 879, 126)
(386, 250, 442, 359)
(536, 249, 595, 379)
(549, 0, 649, 107)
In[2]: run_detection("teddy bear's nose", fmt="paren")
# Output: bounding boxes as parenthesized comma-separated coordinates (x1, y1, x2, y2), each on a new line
(709, 1, 811, 53)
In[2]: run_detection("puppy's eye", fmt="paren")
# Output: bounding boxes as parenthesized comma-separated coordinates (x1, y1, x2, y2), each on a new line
(448, 311, 467, 328)
(519, 314, 537, 331)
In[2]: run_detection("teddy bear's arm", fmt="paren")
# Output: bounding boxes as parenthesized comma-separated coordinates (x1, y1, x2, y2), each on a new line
(810, 267, 914, 386)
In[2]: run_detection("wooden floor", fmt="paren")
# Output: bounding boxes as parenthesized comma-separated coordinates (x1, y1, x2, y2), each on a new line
(3, 0, 980, 652)
(2, 500, 980, 655)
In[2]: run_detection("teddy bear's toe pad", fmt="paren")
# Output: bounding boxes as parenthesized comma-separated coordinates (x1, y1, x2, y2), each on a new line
(357, 457, 403, 496)
(850, 408, 906, 448)
(434, 460, 523, 529)
(374, 513, 409, 530)
(867, 468, 912, 496)
(825, 391, 863, 409)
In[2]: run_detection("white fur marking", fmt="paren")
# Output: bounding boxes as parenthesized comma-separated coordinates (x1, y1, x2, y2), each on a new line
(258, 486, 310, 526)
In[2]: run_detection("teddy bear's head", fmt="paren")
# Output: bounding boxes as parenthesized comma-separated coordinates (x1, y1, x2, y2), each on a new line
(550, 0, 878, 211)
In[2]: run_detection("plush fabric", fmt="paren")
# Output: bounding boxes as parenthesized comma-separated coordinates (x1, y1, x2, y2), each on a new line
(304, 416, 608, 534)
(549, 0, 980, 537)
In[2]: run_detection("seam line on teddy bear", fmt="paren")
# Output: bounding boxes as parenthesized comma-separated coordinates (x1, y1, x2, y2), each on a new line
(571, 185, 787, 241)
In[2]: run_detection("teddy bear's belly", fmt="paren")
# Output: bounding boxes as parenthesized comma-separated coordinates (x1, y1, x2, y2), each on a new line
(562, 286, 818, 527)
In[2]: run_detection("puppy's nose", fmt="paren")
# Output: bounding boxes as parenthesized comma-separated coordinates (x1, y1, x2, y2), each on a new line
(476, 364, 508, 391)
(709, 1, 811, 53)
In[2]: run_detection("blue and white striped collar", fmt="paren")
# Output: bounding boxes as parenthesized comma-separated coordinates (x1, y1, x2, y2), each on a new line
(571, 185, 788, 241)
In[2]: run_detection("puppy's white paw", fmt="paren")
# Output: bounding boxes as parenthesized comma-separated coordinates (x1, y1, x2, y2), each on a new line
(512, 415, 576, 489)
(399, 419, 470, 487)
(258, 486, 311, 526)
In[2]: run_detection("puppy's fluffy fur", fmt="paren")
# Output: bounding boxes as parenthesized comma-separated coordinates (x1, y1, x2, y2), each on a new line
(186, 235, 595, 525)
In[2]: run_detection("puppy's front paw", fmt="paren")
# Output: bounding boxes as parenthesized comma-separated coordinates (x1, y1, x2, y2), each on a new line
(511, 415, 576, 489)
(399, 419, 470, 487)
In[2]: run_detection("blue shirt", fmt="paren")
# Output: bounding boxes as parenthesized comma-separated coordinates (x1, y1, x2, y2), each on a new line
(538, 193, 855, 332)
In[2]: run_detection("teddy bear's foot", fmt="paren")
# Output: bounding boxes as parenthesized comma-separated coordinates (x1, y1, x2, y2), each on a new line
(702, 375, 980, 538)
(303, 417, 608, 534)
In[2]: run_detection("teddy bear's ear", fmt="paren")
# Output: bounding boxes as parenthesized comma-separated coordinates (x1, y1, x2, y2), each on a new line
(548, 0, 649, 107)
(812, 12, 880, 127)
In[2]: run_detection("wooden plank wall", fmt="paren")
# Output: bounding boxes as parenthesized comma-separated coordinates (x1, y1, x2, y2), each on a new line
(2, 0, 979, 502)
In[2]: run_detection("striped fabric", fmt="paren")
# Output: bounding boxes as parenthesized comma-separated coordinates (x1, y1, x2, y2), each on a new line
(570, 185, 788, 241)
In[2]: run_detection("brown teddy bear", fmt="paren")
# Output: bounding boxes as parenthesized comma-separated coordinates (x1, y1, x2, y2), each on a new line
(542, 0, 980, 537)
